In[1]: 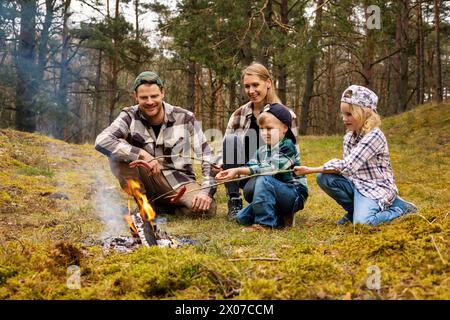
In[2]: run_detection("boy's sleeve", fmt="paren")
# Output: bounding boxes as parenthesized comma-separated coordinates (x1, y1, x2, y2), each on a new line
(323, 130, 385, 175)
(245, 141, 297, 175)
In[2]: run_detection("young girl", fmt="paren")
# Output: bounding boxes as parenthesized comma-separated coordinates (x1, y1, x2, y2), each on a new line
(294, 85, 417, 226)
(216, 103, 308, 228)
(219, 63, 298, 219)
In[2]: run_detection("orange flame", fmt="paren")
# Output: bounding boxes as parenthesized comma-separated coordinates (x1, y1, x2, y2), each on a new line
(125, 179, 156, 222)
(124, 214, 138, 236)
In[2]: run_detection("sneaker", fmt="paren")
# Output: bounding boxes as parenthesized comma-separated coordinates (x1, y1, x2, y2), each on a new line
(400, 199, 418, 215)
(283, 212, 296, 228)
(336, 213, 353, 225)
(227, 197, 243, 220)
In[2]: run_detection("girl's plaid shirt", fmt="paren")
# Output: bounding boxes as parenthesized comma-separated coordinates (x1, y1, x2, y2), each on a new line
(323, 128, 398, 210)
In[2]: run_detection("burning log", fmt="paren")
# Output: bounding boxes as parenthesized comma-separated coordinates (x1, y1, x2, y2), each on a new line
(124, 180, 158, 246)
(124, 214, 138, 237)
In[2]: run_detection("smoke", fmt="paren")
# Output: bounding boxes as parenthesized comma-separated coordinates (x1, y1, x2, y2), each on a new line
(91, 166, 129, 240)
(44, 141, 128, 241)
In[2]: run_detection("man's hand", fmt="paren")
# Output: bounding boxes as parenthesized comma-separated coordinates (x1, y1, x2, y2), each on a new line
(215, 168, 239, 181)
(137, 149, 162, 175)
(211, 164, 223, 175)
(192, 193, 213, 212)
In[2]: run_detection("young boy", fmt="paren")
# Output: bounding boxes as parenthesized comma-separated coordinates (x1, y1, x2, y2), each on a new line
(216, 103, 308, 228)
(293, 85, 418, 226)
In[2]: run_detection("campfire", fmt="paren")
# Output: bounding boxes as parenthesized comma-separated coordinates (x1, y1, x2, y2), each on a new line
(103, 179, 195, 254)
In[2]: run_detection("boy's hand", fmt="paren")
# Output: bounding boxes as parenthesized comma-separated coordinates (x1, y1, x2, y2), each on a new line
(293, 166, 311, 176)
(215, 168, 239, 181)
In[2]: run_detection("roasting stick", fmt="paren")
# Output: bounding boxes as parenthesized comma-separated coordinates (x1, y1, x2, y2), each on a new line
(129, 157, 298, 202)
(158, 169, 296, 200)
(131, 154, 221, 170)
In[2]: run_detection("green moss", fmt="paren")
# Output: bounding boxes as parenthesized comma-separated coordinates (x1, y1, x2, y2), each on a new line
(0, 103, 449, 299)
(0, 266, 18, 286)
(16, 166, 54, 177)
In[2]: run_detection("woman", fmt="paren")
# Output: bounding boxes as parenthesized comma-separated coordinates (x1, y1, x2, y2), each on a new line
(219, 62, 298, 219)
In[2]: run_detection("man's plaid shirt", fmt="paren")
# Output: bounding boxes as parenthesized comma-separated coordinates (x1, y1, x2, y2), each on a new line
(323, 128, 398, 210)
(95, 102, 216, 196)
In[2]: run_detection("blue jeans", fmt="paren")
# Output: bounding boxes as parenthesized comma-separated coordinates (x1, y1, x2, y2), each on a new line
(236, 176, 306, 228)
(316, 173, 412, 226)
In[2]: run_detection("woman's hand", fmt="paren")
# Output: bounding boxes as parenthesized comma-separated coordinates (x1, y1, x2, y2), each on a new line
(215, 168, 239, 181)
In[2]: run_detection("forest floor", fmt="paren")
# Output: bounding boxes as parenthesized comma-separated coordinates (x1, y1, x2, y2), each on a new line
(0, 103, 449, 300)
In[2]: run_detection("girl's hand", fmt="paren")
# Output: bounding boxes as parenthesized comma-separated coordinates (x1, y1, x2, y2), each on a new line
(293, 166, 311, 176)
(215, 168, 239, 181)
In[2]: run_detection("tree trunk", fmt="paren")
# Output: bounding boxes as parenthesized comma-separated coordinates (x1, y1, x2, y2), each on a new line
(56, 0, 71, 140)
(257, 0, 272, 66)
(361, 3, 374, 86)
(208, 68, 215, 130)
(416, 0, 425, 105)
(300, 59, 315, 135)
(108, 0, 120, 123)
(36, 0, 54, 83)
(325, 45, 336, 134)
(94, 50, 103, 138)
(135, 0, 139, 41)
(277, 0, 288, 104)
(299, 0, 322, 135)
(186, 60, 196, 111)
(228, 79, 236, 115)
(194, 64, 203, 123)
(240, 2, 254, 66)
(15, 0, 37, 132)
(393, 0, 410, 113)
(433, 0, 443, 103)
(215, 80, 224, 132)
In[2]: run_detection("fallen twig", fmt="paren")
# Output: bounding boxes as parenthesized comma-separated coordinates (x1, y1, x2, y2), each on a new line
(415, 213, 433, 225)
(430, 235, 447, 265)
(228, 257, 282, 262)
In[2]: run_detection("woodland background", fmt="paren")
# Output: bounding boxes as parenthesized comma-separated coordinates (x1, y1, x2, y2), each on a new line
(0, 0, 449, 142)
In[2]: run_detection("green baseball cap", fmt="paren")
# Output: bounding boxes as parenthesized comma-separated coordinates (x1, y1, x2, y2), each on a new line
(133, 71, 164, 91)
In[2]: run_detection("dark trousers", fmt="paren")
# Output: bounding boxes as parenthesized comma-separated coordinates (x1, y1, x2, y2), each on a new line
(222, 133, 257, 199)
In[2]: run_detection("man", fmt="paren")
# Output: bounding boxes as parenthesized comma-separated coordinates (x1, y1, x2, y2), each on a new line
(95, 71, 216, 217)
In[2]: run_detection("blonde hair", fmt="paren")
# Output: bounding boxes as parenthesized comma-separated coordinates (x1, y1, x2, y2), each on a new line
(241, 62, 281, 104)
(257, 112, 281, 127)
(348, 104, 381, 135)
